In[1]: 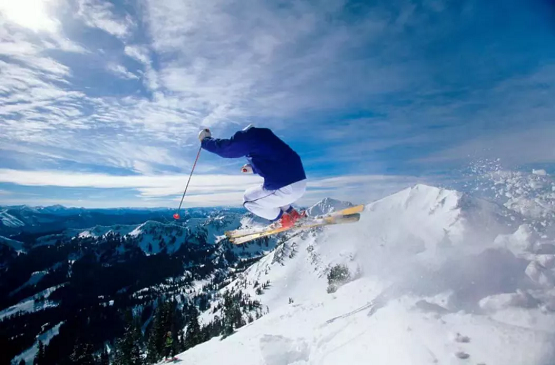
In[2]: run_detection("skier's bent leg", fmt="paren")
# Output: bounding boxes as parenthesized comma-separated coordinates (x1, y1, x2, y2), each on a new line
(243, 185, 282, 220)
(243, 180, 307, 221)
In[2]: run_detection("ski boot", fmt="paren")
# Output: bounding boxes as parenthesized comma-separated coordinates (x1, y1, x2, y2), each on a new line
(278, 208, 306, 229)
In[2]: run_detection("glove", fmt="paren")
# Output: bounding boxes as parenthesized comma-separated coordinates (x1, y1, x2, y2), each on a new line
(241, 164, 253, 174)
(198, 128, 211, 142)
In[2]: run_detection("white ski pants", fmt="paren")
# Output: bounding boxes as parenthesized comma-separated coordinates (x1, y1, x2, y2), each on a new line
(243, 179, 307, 220)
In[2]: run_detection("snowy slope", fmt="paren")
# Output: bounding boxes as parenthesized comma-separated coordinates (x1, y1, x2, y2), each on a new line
(0, 235, 25, 253)
(12, 322, 63, 365)
(9, 271, 48, 296)
(0, 286, 62, 320)
(172, 184, 555, 365)
(0, 210, 25, 227)
(8, 262, 64, 297)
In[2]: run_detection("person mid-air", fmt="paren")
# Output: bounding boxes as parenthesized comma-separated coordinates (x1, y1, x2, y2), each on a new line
(198, 125, 306, 228)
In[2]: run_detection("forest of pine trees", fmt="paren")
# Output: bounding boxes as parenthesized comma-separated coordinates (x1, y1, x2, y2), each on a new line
(113, 310, 144, 365)
(19, 265, 268, 365)
(67, 289, 266, 365)
(1, 208, 276, 365)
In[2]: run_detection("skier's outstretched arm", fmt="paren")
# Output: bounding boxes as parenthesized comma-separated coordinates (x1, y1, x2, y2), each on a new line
(199, 129, 251, 158)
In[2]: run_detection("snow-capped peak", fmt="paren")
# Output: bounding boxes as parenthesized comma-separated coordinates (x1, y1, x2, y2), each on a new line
(37, 205, 68, 212)
(306, 197, 354, 216)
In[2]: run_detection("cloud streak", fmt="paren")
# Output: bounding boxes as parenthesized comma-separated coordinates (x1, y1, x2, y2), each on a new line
(107, 64, 139, 80)
(76, 0, 134, 39)
(0, 169, 423, 207)
(0, 169, 261, 196)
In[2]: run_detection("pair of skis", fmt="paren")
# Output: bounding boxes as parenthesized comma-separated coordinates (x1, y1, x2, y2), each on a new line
(225, 205, 364, 244)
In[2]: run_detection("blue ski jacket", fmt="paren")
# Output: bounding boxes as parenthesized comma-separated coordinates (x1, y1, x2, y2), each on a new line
(201, 127, 306, 190)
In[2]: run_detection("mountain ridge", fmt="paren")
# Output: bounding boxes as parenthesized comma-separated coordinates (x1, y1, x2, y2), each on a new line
(171, 183, 555, 365)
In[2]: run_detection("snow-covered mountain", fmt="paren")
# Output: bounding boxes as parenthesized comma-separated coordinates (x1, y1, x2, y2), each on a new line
(172, 184, 555, 365)
(305, 197, 354, 216)
(4, 183, 555, 365)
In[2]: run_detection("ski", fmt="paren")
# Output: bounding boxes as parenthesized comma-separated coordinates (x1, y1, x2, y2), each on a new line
(228, 213, 361, 245)
(225, 204, 365, 240)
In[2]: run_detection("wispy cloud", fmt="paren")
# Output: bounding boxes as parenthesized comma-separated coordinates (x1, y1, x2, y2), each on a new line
(124, 45, 150, 65)
(76, 0, 134, 39)
(141, 0, 421, 123)
(107, 64, 139, 80)
(124, 45, 160, 92)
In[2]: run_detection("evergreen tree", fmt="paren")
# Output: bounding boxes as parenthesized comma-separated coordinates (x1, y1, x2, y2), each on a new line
(113, 310, 143, 365)
(327, 264, 350, 284)
(34, 340, 45, 365)
(98, 346, 109, 365)
(327, 264, 351, 293)
(198, 295, 209, 311)
(69, 342, 95, 365)
(170, 303, 186, 355)
(184, 307, 202, 349)
(176, 327, 185, 353)
(146, 302, 172, 363)
(222, 292, 243, 336)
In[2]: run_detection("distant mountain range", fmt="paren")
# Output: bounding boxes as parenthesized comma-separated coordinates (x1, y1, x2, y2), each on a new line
(0, 197, 354, 364)
(0, 197, 356, 239)
(0, 205, 245, 238)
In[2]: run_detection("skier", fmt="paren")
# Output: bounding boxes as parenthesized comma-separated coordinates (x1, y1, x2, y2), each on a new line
(164, 331, 174, 361)
(198, 125, 307, 228)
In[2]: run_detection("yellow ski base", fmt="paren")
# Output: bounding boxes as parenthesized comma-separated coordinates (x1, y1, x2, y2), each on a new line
(229, 213, 361, 245)
(225, 204, 364, 240)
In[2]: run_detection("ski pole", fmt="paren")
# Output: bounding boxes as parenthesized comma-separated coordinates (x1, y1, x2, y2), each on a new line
(173, 146, 202, 220)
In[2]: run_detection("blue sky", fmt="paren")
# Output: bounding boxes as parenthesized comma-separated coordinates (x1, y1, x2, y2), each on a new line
(0, 0, 554, 208)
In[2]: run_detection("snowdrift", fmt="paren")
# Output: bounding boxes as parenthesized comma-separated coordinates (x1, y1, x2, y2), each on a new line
(172, 184, 555, 365)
